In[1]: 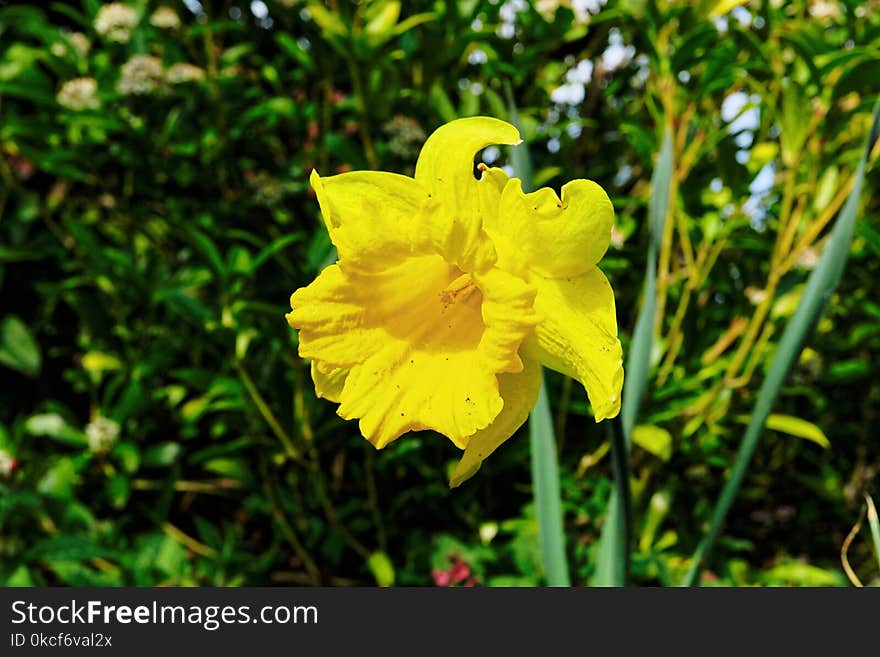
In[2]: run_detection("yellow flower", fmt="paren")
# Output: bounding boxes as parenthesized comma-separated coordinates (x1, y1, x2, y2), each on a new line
(286, 117, 623, 486)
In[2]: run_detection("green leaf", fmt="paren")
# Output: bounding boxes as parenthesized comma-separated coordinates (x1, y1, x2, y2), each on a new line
(251, 233, 304, 272)
(219, 43, 254, 65)
(813, 166, 839, 213)
(274, 33, 314, 70)
(112, 442, 140, 474)
(81, 351, 122, 378)
(505, 85, 533, 191)
(390, 12, 436, 37)
(0, 43, 43, 81)
(429, 82, 458, 123)
(632, 425, 673, 461)
(307, 3, 348, 39)
(4, 565, 34, 587)
(0, 424, 11, 452)
(37, 459, 78, 498)
(682, 100, 880, 587)
(780, 80, 809, 166)
(27, 535, 110, 562)
(188, 229, 226, 278)
(532, 166, 562, 188)
(152, 535, 188, 577)
(752, 414, 830, 448)
(865, 494, 880, 574)
(624, 126, 674, 439)
(46, 561, 121, 586)
(24, 413, 87, 446)
(364, 1, 400, 39)
(367, 551, 395, 587)
(594, 125, 674, 586)
(0, 315, 41, 376)
(142, 442, 181, 467)
(106, 474, 131, 509)
(202, 457, 249, 483)
(639, 490, 672, 554)
(761, 560, 845, 587)
(529, 374, 570, 586)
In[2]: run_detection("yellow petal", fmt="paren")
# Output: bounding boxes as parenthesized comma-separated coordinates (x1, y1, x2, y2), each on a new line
(338, 340, 503, 449)
(415, 117, 521, 206)
(287, 262, 388, 367)
(414, 117, 521, 272)
(483, 178, 535, 277)
(489, 177, 614, 278)
(475, 164, 510, 211)
(474, 267, 539, 374)
(530, 267, 623, 422)
(449, 355, 542, 488)
(310, 361, 347, 403)
(309, 169, 432, 266)
(288, 253, 537, 448)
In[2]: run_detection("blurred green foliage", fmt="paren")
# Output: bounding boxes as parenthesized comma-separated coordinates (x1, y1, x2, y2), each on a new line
(1, 0, 879, 587)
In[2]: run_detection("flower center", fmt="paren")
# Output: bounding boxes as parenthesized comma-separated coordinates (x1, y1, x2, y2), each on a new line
(373, 256, 484, 354)
(439, 272, 478, 308)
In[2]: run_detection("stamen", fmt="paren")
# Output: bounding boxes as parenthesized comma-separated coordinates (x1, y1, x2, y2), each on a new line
(440, 273, 478, 308)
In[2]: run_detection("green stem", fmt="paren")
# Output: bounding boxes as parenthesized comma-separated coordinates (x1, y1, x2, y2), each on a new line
(347, 60, 378, 169)
(260, 459, 321, 585)
(607, 417, 632, 585)
(235, 360, 303, 463)
(593, 126, 674, 586)
(529, 372, 571, 587)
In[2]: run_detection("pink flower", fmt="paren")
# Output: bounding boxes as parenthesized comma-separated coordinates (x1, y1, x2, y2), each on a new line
(449, 560, 471, 584)
(432, 569, 451, 587)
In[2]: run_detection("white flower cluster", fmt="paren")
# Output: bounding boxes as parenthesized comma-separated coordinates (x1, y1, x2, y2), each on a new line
(57, 77, 101, 111)
(68, 32, 92, 55)
(115, 57, 206, 94)
(94, 2, 139, 43)
(808, 0, 840, 19)
(86, 416, 120, 454)
(116, 55, 165, 95)
(51, 31, 91, 58)
(536, 0, 607, 24)
(150, 6, 181, 29)
(166, 62, 206, 84)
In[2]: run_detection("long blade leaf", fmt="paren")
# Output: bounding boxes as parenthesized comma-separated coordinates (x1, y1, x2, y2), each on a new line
(592, 126, 674, 586)
(866, 494, 880, 574)
(529, 373, 571, 586)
